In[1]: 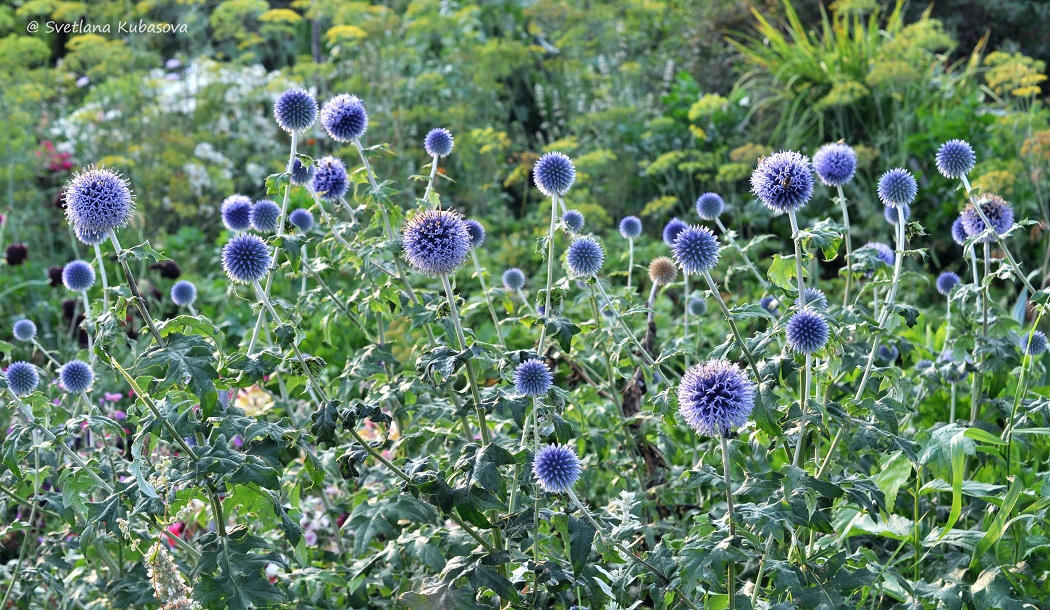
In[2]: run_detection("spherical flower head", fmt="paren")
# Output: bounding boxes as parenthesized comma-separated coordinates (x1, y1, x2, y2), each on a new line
(155, 261, 181, 280)
(786, 309, 830, 354)
(320, 94, 368, 142)
(936, 271, 960, 296)
(677, 359, 755, 437)
(648, 256, 678, 286)
(222, 234, 272, 284)
(876, 168, 917, 208)
(250, 200, 281, 233)
(464, 219, 486, 249)
(533, 152, 576, 198)
(64, 167, 134, 234)
(502, 268, 526, 291)
(759, 295, 779, 315)
(812, 142, 857, 187)
(221, 195, 253, 232)
(4, 362, 39, 396)
(662, 217, 687, 246)
(424, 128, 454, 158)
(878, 345, 899, 363)
(273, 87, 317, 133)
(514, 358, 554, 396)
(289, 209, 314, 233)
(310, 156, 349, 202)
(5, 244, 27, 266)
(750, 151, 814, 213)
(688, 296, 707, 316)
(951, 216, 968, 246)
(1021, 330, 1047, 356)
(403, 209, 471, 276)
(565, 237, 604, 277)
(695, 192, 725, 220)
(864, 242, 895, 266)
(74, 225, 108, 246)
(171, 280, 197, 307)
(962, 194, 1014, 243)
(935, 139, 976, 179)
(619, 215, 642, 239)
(884, 204, 910, 225)
(673, 225, 721, 275)
(289, 158, 315, 186)
(62, 260, 95, 292)
(13, 319, 36, 342)
(532, 444, 582, 493)
(793, 287, 828, 311)
(59, 360, 94, 393)
(562, 210, 584, 234)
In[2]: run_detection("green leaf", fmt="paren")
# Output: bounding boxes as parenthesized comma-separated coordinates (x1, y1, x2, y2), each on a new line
(310, 400, 342, 445)
(344, 495, 437, 555)
(767, 254, 804, 291)
(884, 303, 920, 327)
(193, 527, 288, 610)
(226, 350, 282, 385)
(970, 477, 1023, 568)
(119, 240, 169, 262)
(567, 515, 596, 576)
(131, 332, 218, 414)
(873, 451, 912, 514)
(416, 346, 475, 385)
(544, 316, 581, 352)
(265, 172, 290, 196)
(399, 578, 479, 610)
(799, 218, 844, 261)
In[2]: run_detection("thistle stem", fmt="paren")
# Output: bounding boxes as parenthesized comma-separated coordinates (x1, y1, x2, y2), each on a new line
(787, 211, 807, 309)
(108, 231, 164, 345)
(715, 217, 768, 288)
(792, 353, 811, 469)
(701, 270, 761, 382)
(537, 195, 560, 354)
(441, 274, 490, 446)
(593, 280, 665, 377)
(471, 250, 506, 350)
(31, 339, 63, 370)
(836, 185, 853, 307)
(252, 280, 330, 404)
(721, 434, 737, 610)
(93, 243, 110, 310)
(961, 175, 1038, 295)
(422, 154, 439, 205)
(627, 238, 634, 291)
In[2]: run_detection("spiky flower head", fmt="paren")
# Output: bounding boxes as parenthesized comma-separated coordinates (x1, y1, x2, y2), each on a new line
(250, 200, 281, 233)
(289, 158, 315, 186)
(59, 360, 94, 393)
(403, 209, 471, 276)
(935, 139, 976, 179)
(310, 156, 349, 202)
(793, 287, 828, 311)
(962, 194, 1014, 243)
(320, 94, 368, 142)
(812, 142, 857, 187)
(289, 209, 314, 233)
(672, 225, 721, 275)
(662, 217, 688, 246)
(464, 219, 486, 249)
(951, 216, 968, 246)
(878, 345, 899, 363)
(562, 210, 584, 233)
(221, 234, 272, 284)
(695, 192, 725, 220)
(222, 195, 253, 232)
(64, 166, 134, 234)
(750, 151, 814, 213)
(171, 280, 197, 307)
(619, 216, 642, 239)
(566, 237, 604, 277)
(786, 309, 830, 354)
(62, 260, 95, 292)
(936, 271, 960, 296)
(876, 168, 917, 208)
(532, 444, 582, 493)
(884, 204, 910, 225)
(13, 319, 36, 342)
(938, 353, 968, 383)
(5, 244, 27, 265)
(502, 268, 526, 291)
(677, 359, 755, 437)
(273, 87, 318, 133)
(648, 256, 678, 286)
(424, 128, 454, 157)
(759, 295, 779, 315)
(533, 152, 576, 198)
(688, 296, 707, 316)
(1021, 330, 1047, 356)
(74, 225, 108, 246)
(4, 361, 39, 396)
(864, 242, 895, 267)
(514, 358, 554, 396)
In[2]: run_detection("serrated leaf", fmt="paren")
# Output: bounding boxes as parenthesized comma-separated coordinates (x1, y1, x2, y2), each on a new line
(193, 527, 288, 610)
(544, 316, 581, 352)
(131, 332, 218, 414)
(767, 253, 805, 291)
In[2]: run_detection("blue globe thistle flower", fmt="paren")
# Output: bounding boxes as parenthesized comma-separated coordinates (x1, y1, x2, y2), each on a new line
(310, 156, 349, 202)
(688, 296, 707, 316)
(760, 295, 779, 315)
(63, 260, 95, 292)
(74, 225, 108, 246)
(649, 257, 678, 286)
(171, 280, 197, 307)
(59, 360, 94, 393)
(503, 268, 526, 291)
(533, 152, 576, 198)
(289, 208, 314, 233)
(64, 167, 134, 234)
(1021, 330, 1047, 356)
(273, 87, 317, 133)
(514, 358, 554, 396)
(619, 216, 642, 239)
(962, 194, 1014, 243)
(532, 444, 582, 493)
(13, 319, 36, 342)
(878, 345, 899, 363)
(424, 128, 454, 157)
(812, 142, 857, 187)
(222, 234, 273, 284)
(951, 216, 968, 246)
(464, 219, 486, 249)
(884, 204, 910, 225)
(695, 192, 725, 220)
(565, 237, 605, 277)
(221, 195, 253, 232)
(677, 359, 755, 437)
(786, 309, 830, 354)
(935, 139, 976, 179)
(4, 361, 39, 396)
(936, 271, 960, 296)
(672, 225, 721, 275)
(403, 209, 471, 276)
(864, 242, 895, 266)
(289, 158, 315, 186)
(662, 217, 688, 246)
(793, 287, 828, 311)
(562, 210, 584, 233)
(938, 353, 968, 383)
(750, 151, 814, 213)
(876, 168, 917, 208)
(250, 200, 281, 233)
(320, 94, 368, 142)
